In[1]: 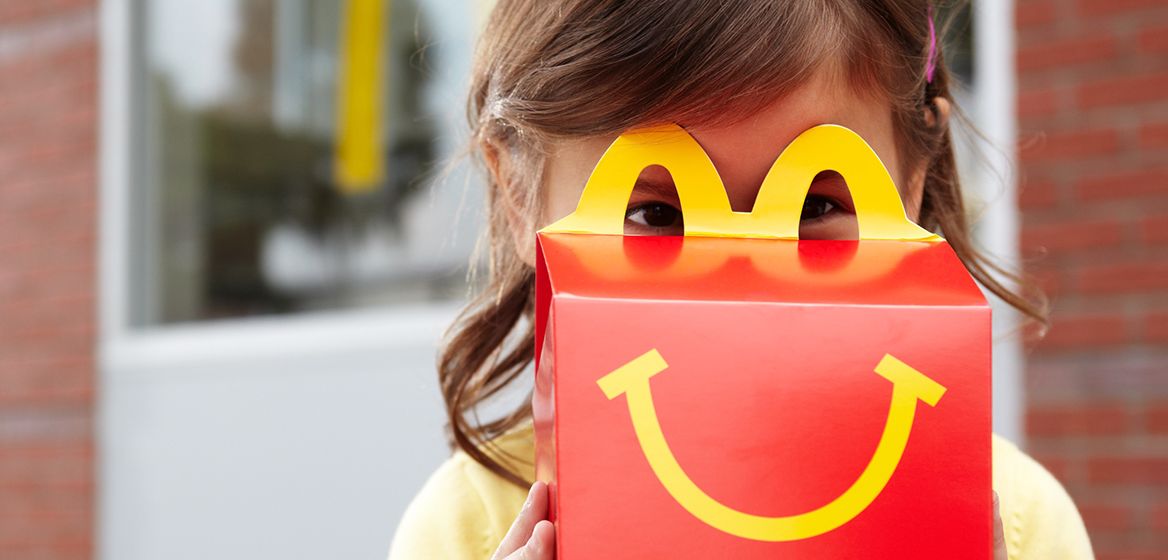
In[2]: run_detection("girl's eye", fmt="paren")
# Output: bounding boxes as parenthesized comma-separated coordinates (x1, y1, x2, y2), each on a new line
(626, 202, 683, 232)
(801, 195, 840, 222)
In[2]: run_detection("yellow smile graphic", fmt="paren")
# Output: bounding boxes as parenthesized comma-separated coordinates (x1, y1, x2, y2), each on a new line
(597, 351, 946, 542)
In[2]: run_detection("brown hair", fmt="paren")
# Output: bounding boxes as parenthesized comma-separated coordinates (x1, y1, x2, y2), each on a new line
(439, 0, 1047, 487)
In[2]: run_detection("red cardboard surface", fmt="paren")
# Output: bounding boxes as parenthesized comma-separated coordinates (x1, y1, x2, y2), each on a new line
(534, 234, 992, 558)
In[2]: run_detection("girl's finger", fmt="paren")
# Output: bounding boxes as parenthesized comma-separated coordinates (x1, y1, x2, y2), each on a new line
(492, 481, 548, 560)
(992, 491, 1007, 560)
(521, 519, 555, 560)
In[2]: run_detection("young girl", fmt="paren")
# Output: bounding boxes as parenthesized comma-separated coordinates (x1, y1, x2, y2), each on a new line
(390, 1, 1094, 558)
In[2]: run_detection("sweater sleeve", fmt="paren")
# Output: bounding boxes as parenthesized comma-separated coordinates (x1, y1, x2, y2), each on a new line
(387, 455, 497, 560)
(992, 435, 1095, 560)
(388, 441, 531, 560)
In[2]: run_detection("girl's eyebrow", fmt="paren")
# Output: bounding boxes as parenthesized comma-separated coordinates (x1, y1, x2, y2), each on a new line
(630, 176, 681, 201)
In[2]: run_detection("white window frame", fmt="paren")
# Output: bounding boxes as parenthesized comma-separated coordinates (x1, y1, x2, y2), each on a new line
(971, 0, 1024, 444)
(98, 0, 464, 369)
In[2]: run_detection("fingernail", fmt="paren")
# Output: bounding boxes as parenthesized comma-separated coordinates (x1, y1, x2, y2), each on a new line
(521, 482, 538, 511)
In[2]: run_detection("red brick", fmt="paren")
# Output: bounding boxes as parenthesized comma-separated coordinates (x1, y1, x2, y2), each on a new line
(0, 238, 94, 280)
(1077, 0, 1168, 16)
(1018, 177, 1059, 209)
(0, 262, 96, 305)
(1035, 311, 1129, 351)
(1078, 260, 1168, 295)
(0, 295, 95, 335)
(0, 509, 91, 550)
(1016, 0, 1058, 28)
(0, 106, 96, 154)
(0, 476, 92, 513)
(0, 53, 96, 138)
(0, 3, 99, 559)
(1143, 310, 1168, 344)
(1029, 355, 1168, 403)
(1143, 213, 1168, 245)
(1138, 22, 1168, 54)
(0, 322, 93, 357)
(1028, 452, 1073, 483)
(0, 171, 97, 220)
(1017, 33, 1118, 71)
(1093, 551, 1168, 560)
(0, 357, 94, 402)
(1095, 548, 1168, 560)
(1019, 128, 1121, 163)
(0, 1, 94, 25)
(1018, 87, 1061, 119)
(1027, 402, 1132, 436)
(1153, 500, 1168, 532)
(1077, 499, 1138, 532)
(1141, 122, 1168, 150)
(0, 58, 95, 112)
(1022, 218, 1125, 254)
(1074, 167, 1168, 202)
(1147, 401, 1168, 433)
(1018, 1, 1168, 552)
(1077, 70, 1168, 109)
(0, 443, 92, 487)
(1088, 454, 1168, 484)
(1026, 265, 1066, 300)
(0, 145, 96, 188)
(0, 511, 91, 550)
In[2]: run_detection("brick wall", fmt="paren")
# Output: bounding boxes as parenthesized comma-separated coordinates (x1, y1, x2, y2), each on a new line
(1017, 0, 1168, 558)
(0, 2, 98, 559)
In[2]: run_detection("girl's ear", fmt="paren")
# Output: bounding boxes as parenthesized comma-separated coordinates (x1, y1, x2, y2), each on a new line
(481, 138, 538, 267)
(926, 96, 952, 129)
(905, 96, 952, 221)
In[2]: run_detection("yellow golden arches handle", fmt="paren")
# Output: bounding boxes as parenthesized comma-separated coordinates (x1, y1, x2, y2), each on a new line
(597, 350, 946, 542)
(541, 125, 748, 237)
(542, 123, 940, 241)
(751, 125, 936, 240)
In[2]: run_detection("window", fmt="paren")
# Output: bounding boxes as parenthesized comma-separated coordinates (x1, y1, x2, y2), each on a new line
(131, 0, 481, 325)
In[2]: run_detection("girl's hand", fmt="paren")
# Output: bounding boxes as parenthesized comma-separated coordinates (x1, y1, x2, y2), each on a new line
(492, 481, 555, 560)
(994, 491, 1008, 560)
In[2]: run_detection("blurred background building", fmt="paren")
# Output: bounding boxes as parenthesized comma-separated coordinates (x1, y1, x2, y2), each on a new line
(0, 0, 1163, 559)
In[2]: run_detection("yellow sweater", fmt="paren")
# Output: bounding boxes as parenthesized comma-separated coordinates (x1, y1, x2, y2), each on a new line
(389, 426, 1093, 559)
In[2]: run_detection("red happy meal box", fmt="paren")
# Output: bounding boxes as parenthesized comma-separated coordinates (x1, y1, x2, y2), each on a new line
(532, 124, 992, 558)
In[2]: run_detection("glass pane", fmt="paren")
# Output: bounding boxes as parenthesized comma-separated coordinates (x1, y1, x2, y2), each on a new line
(133, 0, 482, 325)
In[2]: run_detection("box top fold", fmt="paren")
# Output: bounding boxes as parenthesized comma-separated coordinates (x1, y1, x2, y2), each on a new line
(537, 233, 988, 308)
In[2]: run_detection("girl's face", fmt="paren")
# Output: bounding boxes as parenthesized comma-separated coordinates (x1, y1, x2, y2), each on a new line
(539, 67, 927, 241)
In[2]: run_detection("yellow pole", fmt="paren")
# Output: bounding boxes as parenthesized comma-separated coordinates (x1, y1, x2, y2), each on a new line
(334, 0, 386, 194)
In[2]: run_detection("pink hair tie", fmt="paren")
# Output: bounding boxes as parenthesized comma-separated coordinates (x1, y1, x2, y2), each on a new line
(925, 5, 938, 83)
